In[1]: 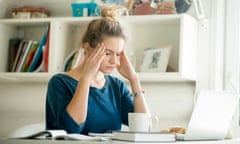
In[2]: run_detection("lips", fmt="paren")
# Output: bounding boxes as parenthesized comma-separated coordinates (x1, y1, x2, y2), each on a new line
(105, 66, 115, 71)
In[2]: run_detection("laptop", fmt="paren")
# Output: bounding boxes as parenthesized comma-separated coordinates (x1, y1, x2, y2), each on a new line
(180, 90, 238, 141)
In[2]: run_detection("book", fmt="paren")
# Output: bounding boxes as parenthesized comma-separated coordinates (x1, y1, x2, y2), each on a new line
(32, 46, 45, 72)
(63, 48, 84, 72)
(22, 41, 39, 72)
(11, 40, 26, 72)
(70, 48, 84, 69)
(63, 49, 76, 72)
(17, 40, 33, 72)
(112, 131, 176, 142)
(14, 40, 30, 72)
(11, 129, 108, 141)
(7, 38, 22, 72)
(28, 25, 49, 72)
(43, 25, 50, 72)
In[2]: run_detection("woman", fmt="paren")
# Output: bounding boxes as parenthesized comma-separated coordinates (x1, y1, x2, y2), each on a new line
(45, 5, 150, 134)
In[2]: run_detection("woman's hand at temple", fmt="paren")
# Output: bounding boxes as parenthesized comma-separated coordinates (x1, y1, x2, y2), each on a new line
(117, 48, 150, 114)
(78, 43, 106, 81)
(117, 48, 137, 82)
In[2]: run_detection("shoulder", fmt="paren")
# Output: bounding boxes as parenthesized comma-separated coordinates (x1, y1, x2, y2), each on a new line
(49, 73, 68, 82)
(48, 73, 76, 86)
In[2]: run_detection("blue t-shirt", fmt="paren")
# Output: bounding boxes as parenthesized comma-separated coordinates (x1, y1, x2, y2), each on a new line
(45, 73, 134, 134)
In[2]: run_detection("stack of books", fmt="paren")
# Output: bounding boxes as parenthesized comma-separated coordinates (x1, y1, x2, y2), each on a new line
(7, 25, 50, 72)
(112, 131, 176, 142)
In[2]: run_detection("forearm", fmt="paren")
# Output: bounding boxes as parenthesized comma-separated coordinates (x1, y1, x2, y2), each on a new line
(67, 77, 90, 124)
(129, 75, 150, 115)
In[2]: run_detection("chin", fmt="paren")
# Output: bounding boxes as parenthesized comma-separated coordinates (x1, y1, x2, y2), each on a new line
(100, 69, 113, 74)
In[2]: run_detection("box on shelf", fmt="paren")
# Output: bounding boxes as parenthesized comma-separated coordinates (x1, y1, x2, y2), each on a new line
(71, 3, 98, 17)
(12, 6, 50, 19)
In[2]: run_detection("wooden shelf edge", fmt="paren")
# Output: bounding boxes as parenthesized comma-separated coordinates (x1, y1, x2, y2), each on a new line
(112, 72, 196, 83)
(0, 72, 196, 83)
(139, 72, 196, 82)
(0, 73, 53, 83)
(0, 14, 193, 24)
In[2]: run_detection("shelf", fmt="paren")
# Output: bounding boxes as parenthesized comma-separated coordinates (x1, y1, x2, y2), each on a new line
(0, 73, 53, 83)
(138, 72, 196, 82)
(0, 14, 187, 26)
(0, 14, 198, 83)
(0, 72, 195, 83)
(113, 72, 196, 83)
(0, 18, 51, 26)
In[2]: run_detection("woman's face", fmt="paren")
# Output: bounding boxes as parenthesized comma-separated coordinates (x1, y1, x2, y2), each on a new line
(99, 37, 124, 73)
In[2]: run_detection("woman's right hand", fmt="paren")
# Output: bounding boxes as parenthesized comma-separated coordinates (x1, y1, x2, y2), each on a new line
(78, 43, 106, 81)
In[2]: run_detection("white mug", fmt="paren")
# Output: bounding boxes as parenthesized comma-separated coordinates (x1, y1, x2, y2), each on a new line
(128, 112, 159, 132)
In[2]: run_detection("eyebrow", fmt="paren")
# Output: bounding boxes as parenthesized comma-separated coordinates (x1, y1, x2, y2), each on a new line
(105, 49, 121, 54)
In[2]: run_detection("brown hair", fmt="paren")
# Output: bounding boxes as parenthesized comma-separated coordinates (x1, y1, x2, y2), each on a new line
(81, 5, 128, 48)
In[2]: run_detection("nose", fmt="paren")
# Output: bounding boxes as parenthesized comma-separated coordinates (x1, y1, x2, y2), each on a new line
(109, 55, 118, 64)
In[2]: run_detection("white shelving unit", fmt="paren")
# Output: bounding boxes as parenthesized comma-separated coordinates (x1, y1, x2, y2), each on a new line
(0, 14, 198, 83)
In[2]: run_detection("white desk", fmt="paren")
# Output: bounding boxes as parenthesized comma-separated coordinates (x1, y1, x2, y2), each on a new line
(0, 139, 240, 144)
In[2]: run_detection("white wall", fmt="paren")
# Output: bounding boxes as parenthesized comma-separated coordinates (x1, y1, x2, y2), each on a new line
(224, 0, 240, 138)
(0, 83, 47, 137)
(0, 81, 195, 137)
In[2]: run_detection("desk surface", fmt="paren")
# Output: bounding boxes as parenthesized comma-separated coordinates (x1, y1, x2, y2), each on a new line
(0, 138, 240, 144)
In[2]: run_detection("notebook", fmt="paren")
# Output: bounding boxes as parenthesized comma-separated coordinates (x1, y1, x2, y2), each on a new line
(181, 90, 238, 141)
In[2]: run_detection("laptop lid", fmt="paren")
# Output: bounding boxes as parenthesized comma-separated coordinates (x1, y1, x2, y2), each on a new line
(184, 90, 238, 140)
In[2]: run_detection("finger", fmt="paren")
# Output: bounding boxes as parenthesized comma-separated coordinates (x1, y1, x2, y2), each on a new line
(96, 44, 106, 61)
(121, 47, 127, 54)
(91, 43, 104, 59)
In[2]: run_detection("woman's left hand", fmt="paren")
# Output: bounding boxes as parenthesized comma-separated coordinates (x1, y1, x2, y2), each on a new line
(117, 49, 137, 81)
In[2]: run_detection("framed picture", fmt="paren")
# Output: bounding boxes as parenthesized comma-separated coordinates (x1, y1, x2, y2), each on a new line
(140, 45, 172, 72)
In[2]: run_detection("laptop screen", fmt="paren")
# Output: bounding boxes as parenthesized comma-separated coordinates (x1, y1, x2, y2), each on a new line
(184, 90, 238, 140)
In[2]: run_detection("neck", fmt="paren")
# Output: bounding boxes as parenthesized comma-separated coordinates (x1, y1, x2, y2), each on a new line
(90, 72, 105, 88)
(92, 72, 104, 82)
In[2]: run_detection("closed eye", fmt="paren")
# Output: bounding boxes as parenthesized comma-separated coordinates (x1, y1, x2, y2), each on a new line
(105, 49, 121, 56)
(106, 52, 111, 56)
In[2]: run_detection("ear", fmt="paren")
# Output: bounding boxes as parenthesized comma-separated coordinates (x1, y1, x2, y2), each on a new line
(83, 43, 91, 55)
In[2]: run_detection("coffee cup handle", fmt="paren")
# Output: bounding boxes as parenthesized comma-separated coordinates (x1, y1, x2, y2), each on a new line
(150, 116, 159, 131)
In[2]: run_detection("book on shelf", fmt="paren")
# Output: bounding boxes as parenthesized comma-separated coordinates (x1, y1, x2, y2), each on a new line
(32, 46, 45, 72)
(112, 131, 176, 142)
(11, 129, 108, 141)
(63, 49, 82, 72)
(11, 40, 26, 72)
(28, 25, 50, 72)
(22, 41, 39, 72)
(43, 25, 50, 72)
(16, 40, 33, 72)
(63, 49, 76, 72)
(7, 38, 22, 72)
(33, 37, 50, 73)
(13, 40, 30, 72)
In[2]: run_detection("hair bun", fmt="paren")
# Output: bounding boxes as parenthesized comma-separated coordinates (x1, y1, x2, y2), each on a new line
(100, 4, 128, 21)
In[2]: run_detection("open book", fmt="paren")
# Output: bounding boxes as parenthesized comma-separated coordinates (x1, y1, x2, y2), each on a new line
(11, 130, 108, 141)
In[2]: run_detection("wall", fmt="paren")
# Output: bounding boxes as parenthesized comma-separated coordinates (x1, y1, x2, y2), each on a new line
(0, 81, 195, 137)
(224, 0, 240, 138)
(0, 83, 47, 137)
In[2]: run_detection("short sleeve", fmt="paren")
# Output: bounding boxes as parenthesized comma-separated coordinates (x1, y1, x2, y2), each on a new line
(46, 74, 85, 133)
